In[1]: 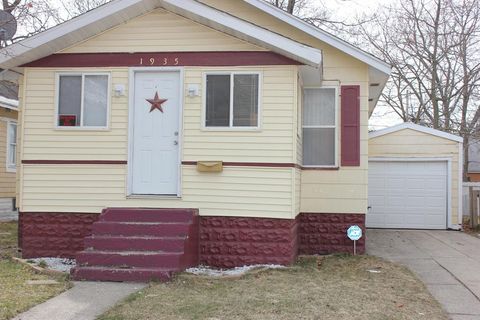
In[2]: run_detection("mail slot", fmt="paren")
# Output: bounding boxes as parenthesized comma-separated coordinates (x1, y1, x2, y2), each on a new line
(197, 161, 223, 173)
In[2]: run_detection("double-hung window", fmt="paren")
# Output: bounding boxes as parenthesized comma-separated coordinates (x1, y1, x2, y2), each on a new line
(205, 72, 260, 128)
(57, 73, 110, 128)
(6, 121, 16, 172)
(302, 87, 338, 167)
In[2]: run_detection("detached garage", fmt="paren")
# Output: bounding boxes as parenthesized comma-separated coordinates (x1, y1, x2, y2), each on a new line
(368, 123, 463, 230)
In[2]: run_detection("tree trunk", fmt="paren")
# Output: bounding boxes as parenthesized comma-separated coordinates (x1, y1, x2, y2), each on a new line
(287, 0, 296, 13)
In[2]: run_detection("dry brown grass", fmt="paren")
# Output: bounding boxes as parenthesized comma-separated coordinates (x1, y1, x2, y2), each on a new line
(0, 221, 17, 259)
(99, 255, 448, 320)
(0, 222, 71, 320)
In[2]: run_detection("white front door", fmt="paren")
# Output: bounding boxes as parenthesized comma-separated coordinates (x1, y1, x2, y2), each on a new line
(367, 160, 448, 229)
(131, 71, 181, 195)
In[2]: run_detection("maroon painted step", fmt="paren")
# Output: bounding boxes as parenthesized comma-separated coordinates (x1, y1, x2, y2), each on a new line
(71, 208, 199, 282)
(92, 221, 190, 237)
(84, 236, 185, 252)
(76, 251, 184, 268)
(100, 208, 196, 223)
(72, 266, 173, 282)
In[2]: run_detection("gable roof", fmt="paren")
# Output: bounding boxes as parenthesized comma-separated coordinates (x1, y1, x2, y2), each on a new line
(369, 123, 463, 143)
(0, 0, 321, 70)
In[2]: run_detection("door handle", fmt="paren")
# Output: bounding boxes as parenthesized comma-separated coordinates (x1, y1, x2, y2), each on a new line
(174, 140, 178, 145)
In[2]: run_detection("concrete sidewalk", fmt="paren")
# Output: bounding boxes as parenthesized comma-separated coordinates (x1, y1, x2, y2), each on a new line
(367, 230, 480, 320)
(0, 209, 17, 222)
(13, 281, 146, 320)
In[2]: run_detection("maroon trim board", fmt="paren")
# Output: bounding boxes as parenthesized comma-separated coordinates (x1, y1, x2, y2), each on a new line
(22, 51, 303, 68)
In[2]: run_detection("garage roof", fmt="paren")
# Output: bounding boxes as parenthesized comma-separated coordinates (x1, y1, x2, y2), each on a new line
(369, 123, 464, 143)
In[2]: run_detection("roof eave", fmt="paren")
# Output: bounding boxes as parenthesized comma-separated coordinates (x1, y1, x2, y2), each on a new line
(243, 0, 391, 75)
(160, 0, 321, 67)
(0, 0, 322, 70)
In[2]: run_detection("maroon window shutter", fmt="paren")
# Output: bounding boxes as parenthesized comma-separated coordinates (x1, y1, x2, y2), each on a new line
(341, 85, 360, 166)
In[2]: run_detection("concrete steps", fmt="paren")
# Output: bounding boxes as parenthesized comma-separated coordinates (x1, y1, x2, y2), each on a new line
(71, 208, 199, 282)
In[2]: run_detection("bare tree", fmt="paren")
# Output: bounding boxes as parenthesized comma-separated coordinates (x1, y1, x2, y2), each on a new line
(1, 1, 64, 46)
(61, 0, 111, 19)
(358, 0, 480, 179)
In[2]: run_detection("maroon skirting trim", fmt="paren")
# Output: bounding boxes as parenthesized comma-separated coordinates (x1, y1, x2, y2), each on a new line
(19, 212, 100, 258)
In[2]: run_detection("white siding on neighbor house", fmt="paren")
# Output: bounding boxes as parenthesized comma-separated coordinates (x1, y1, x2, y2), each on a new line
(468, 140, 480, 172)
(369, 128, 461, 226)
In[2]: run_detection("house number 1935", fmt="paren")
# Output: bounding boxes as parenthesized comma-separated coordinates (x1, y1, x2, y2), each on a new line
(139, 57, 180, 66)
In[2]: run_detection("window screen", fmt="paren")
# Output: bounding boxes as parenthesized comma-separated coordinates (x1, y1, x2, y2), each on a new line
(302, 88, 336, 166)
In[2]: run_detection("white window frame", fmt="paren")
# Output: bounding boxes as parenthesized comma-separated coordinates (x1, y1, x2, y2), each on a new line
(202, 71, 262, 131)
(6, 120, 17, 173)
(302, 86, 339, 168)
(54, 72, 111, 130)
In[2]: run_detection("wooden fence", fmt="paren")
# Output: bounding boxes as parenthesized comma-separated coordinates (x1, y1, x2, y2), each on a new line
(463, 182, 480, 228)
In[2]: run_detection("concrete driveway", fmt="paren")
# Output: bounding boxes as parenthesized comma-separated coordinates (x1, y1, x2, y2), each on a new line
(367, 230, 480, 320)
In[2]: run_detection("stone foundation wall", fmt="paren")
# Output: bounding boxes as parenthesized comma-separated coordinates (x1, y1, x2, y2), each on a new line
(298, 213, 365, 255)
(19, 212, 99, 258)
(199, 216, 298, 268)
(18, 211, 365, 263)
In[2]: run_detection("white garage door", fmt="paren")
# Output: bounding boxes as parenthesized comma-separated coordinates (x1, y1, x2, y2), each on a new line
(368, 160, 448, 229)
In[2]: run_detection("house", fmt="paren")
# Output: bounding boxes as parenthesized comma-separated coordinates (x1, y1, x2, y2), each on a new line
(0, 79, 19, 216)
(467, 140, 480, 182)
(0, 0, 392, 281)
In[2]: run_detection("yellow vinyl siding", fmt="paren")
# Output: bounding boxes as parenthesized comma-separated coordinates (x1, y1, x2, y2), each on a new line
(197, 0, 370, 215)
(20, 64, 297, 218)
(22, 66, 296, 162)
(369, 128, 460, 223)
(299, 79, 369, 214)
(0, 110, 17, 198)
(21, 165, 293, 218)
(61, 9, 265, 54)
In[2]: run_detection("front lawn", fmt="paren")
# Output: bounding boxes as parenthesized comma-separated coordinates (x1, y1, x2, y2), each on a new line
(99, 255, 448, 320)
(0, 222, 70, 320)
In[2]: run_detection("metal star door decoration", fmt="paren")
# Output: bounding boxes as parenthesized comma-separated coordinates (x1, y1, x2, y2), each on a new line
(146, 91, 168, 113)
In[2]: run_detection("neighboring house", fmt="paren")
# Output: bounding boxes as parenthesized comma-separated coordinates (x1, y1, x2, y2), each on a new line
(0, 0, 392, 281)
(467, 140, 480, 182)
(0, 80, 18, 214)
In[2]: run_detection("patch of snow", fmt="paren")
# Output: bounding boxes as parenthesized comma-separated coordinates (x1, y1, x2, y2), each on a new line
(28, 257, 76, 273)
(185, 264, 286, 277)
(367, 269, 382, 273)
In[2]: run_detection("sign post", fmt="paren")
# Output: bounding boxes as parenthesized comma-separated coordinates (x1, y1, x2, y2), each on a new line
(347, 225, 363, 255)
